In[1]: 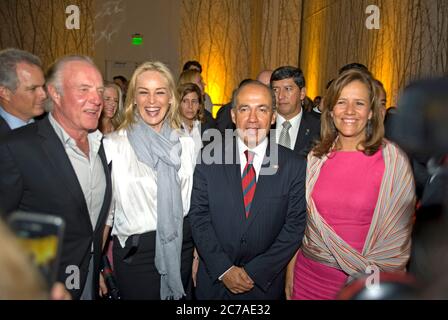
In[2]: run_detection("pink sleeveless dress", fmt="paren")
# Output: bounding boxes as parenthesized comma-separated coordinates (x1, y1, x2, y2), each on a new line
(292, 150, 385, 300)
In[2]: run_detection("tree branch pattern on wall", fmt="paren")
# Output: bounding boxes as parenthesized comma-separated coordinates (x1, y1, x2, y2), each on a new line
(180, 0, 301, 105)
(0, 0, 94, 69)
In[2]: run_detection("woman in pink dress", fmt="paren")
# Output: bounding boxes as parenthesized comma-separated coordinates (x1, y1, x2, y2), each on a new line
(286, 69, 416, 300)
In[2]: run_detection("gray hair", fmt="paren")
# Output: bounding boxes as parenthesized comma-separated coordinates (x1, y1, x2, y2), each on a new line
(46, 55, 96, 95)
(45, 55, 98, 111)
(0, 48, 42, 92)
(231, 80, 277, 111)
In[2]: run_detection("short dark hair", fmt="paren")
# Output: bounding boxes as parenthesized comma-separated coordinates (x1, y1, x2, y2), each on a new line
(231, 80, 276, 111)
(113, 75, 127, 83)
(238, 78, 253, 87)
(182, 60, 202, 74)
(338, 62, 370, 75)
(270, 66, 306, 89)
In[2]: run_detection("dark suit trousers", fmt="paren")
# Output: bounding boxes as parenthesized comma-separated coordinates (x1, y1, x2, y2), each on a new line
(113, 216, 194, 300)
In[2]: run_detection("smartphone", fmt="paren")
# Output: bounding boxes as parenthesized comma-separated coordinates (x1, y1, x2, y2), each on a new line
(8, 211, 65, 288)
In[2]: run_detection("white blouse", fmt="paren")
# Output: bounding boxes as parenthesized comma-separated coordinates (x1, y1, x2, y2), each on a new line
(182, 120, 203, 158)
(103, 129, 196, 248)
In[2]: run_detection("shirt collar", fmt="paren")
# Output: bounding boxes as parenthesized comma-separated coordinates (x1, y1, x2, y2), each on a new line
(276, 108, 303, 129)
(182, 120, 200, 135)
(0, 105, 34, 130)
(48, 112, 103, 155)
(237, 134, 268, 162)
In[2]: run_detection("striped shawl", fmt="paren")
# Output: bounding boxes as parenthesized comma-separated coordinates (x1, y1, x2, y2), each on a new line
(301, 140, 416, 278)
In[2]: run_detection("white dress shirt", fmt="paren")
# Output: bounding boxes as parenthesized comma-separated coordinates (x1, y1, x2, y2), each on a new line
(237, 136, 268, 181)
(49, 113, 106, 231)
(275, 110, 303, 150)
(103, 129, 197, 248)
(182, 120, 203, 159)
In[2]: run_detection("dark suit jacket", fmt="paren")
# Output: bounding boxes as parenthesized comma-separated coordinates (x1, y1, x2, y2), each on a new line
(273, 111, 321, 158)
(216, 102, 235, 133)
(202, 109, 217, 135)
(0, 117, 112, 299)
(0, 115, 11, 138)
(189, 137, 307, 299)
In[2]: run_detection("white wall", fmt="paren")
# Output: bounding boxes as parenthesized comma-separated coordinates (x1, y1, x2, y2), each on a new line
(94, 0, 181, 82)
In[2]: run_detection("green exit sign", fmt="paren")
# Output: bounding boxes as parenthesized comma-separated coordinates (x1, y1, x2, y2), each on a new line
(132, 34, 143, 46)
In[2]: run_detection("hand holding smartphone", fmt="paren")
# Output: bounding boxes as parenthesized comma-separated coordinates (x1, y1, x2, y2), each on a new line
(8, 211, 65, 288)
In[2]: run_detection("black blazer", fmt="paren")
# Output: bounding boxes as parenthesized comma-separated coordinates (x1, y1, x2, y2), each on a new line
(273, 111, 321, 158)
(188, 137, 307, 299)
(202, 109, 217, 136)
(0, 115, 11, 139)
(0, 117, 112, 299)
(216, 102, 235, 133)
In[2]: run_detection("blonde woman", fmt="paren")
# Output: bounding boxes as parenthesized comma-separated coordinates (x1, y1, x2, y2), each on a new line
(99, 83, 124, 134)
(103, 62, 196, 300)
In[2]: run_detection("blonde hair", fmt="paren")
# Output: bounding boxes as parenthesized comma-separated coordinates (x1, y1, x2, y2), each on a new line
(103, 83, 125, 129)
(118, 61, 181, 130)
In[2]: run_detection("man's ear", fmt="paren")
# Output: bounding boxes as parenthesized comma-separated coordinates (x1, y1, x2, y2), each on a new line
(0, 86, 12, 102)
(230, 108, 236, 124)
(300, 87, 307, 101)
(47, 84, 61, 106)
(270, 110, 277, 125)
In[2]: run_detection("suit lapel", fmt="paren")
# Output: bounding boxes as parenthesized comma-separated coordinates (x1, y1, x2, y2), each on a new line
(94, 143, 112, 233)
(0, 115, 12, 136)
(38, 117, 92, 229)
(223, 138, 246, 225)
(244, 138, 279, 231)
(294, 112, 312, 153)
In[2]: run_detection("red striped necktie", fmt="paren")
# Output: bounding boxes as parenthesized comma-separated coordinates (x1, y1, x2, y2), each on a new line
(242, 150, 256, 218)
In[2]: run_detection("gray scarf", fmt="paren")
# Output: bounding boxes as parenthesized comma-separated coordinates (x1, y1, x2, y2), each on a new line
(127, 117, 185, 300)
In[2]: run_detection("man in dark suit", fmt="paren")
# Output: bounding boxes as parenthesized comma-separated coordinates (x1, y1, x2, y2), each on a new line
(0, 48, 47, 138)
(0, 56, 111, 300)
(270, 66, 320, 158)
(189, 80, 306, 300)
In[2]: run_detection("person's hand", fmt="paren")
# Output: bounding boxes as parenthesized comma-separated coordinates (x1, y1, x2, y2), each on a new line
(192, 252, 199, 287)
(50, 282, 71, 300)
(99, 273, 108, 297)
(285, 250, 298, 300)
(285, 265, 294, 300)
(222, 266, 254, 294)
